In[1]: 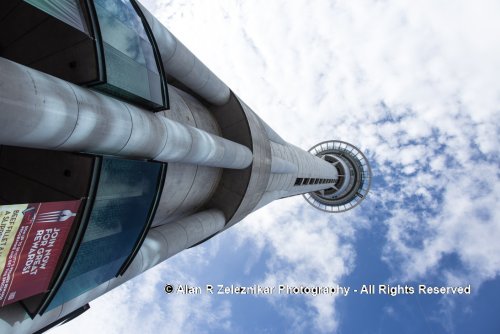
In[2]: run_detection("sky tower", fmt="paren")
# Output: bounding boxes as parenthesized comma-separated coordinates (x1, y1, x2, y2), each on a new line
(0, 0, 371, 332)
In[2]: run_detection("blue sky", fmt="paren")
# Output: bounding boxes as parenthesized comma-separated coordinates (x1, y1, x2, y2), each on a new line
(53, 0, 500, 333)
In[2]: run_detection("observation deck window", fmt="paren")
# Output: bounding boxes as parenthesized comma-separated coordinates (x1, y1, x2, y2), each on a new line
(91, 0, 167, 110)
(47, 157, 163, 310)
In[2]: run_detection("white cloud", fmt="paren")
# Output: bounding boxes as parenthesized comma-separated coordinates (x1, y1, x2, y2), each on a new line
(140, 0, 500, 329)
(389, 165, 500, 284)
(230, 196, 366, 333)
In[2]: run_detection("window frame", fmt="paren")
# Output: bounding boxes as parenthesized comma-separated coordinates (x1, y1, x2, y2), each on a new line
(86, 0, 169, 111)
(38, 156, 166, 315)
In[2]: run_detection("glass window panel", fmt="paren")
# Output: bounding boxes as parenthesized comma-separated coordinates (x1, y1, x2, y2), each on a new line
(103, 42, 151, 100)
(140, 37, 159, 74)
(148, 70, 163, 105)
(47, 157, 162, 310)
(95, 0, 147, 39)
(93, 0, 165, 109)
(95, 3, 146, 65)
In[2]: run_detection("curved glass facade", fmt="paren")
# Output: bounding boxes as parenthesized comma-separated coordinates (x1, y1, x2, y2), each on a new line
(92, 0, 167, 109)
(47, 157, 163, 310)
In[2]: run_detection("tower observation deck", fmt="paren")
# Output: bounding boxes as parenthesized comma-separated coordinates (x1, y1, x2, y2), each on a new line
(303, 141, 372, 213)
(0, 0, 371, 332)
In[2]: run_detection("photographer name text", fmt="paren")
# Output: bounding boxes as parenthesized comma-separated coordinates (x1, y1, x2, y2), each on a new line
(164, 283, 471, 297)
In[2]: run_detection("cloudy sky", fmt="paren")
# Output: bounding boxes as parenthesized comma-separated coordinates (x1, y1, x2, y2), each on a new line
(54, 0, 499, 333)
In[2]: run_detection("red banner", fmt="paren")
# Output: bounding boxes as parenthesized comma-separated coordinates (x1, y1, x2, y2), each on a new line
(0, 200, 81, 306)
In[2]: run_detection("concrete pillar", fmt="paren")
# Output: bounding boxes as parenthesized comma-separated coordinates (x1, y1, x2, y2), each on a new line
(0, 57, 252, 169)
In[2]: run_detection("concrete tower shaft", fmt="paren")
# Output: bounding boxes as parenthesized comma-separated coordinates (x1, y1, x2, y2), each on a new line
(0, 0, 371, 332)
